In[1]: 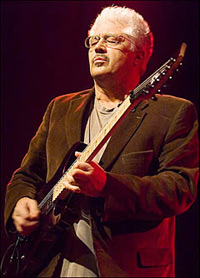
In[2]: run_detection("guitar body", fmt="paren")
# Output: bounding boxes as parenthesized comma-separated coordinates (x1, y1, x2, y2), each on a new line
(1, 142, 87, 278)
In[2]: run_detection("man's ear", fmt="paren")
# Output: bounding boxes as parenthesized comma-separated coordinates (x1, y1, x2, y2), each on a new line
(133, 50, 146, 76)
(133, 50, 145, 66)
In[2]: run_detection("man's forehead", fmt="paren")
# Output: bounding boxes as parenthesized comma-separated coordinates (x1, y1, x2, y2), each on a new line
(90, 21, 124, 35)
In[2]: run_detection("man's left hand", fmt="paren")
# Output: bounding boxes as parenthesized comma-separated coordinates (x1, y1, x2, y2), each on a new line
(62, 151, 107, 197)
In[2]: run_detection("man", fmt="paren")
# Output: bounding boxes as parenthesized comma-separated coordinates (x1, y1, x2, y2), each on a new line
(4, 5, 199, 278)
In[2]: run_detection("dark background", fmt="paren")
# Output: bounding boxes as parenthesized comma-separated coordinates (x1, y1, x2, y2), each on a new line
(1, 1, 199, 277)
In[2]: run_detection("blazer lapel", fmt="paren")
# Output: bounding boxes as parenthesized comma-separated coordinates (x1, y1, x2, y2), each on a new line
(65, 89, 94, 148)
(100, 100, 148, 170)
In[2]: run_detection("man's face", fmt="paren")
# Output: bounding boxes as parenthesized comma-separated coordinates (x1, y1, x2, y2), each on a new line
(88, 21, 139, 83)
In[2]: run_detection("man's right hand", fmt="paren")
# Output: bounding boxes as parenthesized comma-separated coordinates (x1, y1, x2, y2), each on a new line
(12, 197, 40, 236)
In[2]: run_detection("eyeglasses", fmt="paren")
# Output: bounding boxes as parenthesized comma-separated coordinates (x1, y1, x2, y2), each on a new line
(84, 33, 134, 49)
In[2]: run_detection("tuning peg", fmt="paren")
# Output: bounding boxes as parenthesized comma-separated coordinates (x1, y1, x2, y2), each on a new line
(156, 78, 160, 82)
(170, 58, 176, 62)
(176, 68, 179, 72)
(161, 72, 166, 76)
(143, 90, 149, 95)
(157, 89, 161, 93)
(151, 95, 157, 100)
(166, 65, 171, 69)
(169, 76, 173, 80)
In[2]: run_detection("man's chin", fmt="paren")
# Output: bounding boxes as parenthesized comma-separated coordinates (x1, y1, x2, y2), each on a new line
(90, 68, 110, 79)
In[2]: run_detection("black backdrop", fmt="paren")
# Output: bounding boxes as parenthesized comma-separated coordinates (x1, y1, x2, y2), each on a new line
(1, 1, 199, 277)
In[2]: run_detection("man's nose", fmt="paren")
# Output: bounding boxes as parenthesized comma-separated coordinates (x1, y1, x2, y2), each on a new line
(94, 39, 107, 53)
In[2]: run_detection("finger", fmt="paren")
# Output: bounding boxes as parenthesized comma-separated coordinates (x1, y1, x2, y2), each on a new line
(62, 181, 81, 193)
(17, 221, 40, 236)
(27, 199, 40, 220)
(65, 172, 78, 185)
(73, 162, 93, 172)
(13, 198, 40, 220)
(13, 213, 40, 233)
(14, 218, 39, 230)
(13, 205, 29, 219)
(75, 151, 82, 158)
(70, 168, 91, 181)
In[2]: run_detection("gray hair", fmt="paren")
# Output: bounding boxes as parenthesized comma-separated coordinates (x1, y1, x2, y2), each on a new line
(88, 5, 154, 74)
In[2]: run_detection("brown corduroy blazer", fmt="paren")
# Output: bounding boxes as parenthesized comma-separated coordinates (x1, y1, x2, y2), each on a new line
(4, 88, 199, 277)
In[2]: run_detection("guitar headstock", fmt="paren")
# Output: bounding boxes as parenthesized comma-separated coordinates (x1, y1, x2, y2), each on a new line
(130, 42, 187, 102)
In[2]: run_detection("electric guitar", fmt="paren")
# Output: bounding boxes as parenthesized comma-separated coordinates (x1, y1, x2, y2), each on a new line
(1, 43, 187, 277)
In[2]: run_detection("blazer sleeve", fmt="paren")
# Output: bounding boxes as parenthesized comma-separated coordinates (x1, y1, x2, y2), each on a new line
(4, 99, 55, 233)
(102, 100, 199, 222)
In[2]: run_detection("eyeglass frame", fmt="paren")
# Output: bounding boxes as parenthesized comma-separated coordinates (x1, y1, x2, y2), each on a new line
(84, 33, 135, 49)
